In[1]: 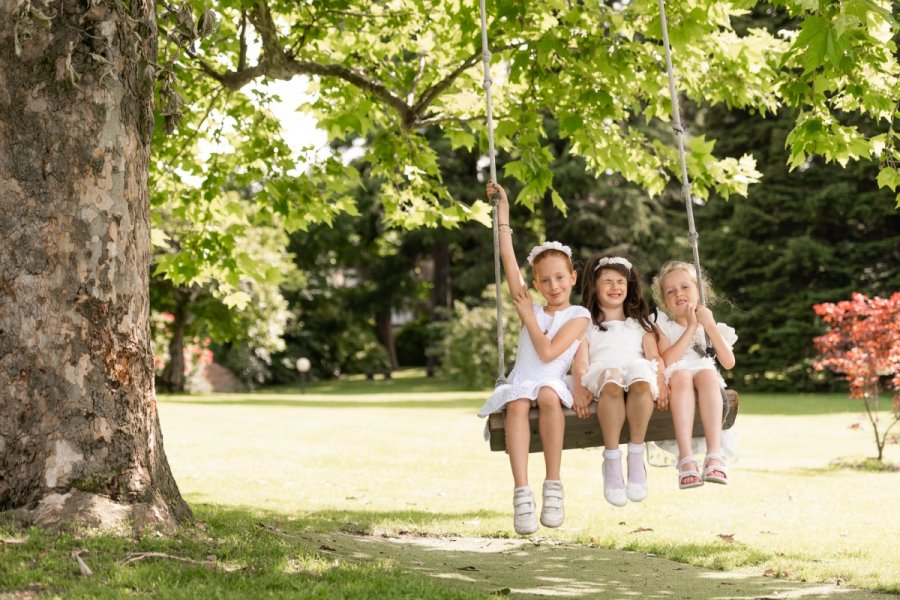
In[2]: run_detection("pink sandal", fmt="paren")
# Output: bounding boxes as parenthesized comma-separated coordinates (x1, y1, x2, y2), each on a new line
(676, 456, 703, 490)
(702, 452, 729, 485)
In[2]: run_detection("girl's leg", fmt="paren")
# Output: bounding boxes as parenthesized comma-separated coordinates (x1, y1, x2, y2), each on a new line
(669, 370, 701, 487)
(597, 382, 627, 507)
(695, 370, 726, 481)
(505, 398, 539, 534)
(536, 387, 565, 528)
(669, 371, 696, 458)
(505, 399, 532, 488)
(624, 381, 654, 443)
(624, 381, 654, 502)
(535, 387, 564, 481)
(596, 382, 625, 450)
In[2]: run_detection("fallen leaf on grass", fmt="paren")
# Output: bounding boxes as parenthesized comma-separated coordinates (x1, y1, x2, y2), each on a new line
(319, 545, 336, 552)
(492, 588, 511, 596)
(763, 568, 790, 578)
(1, 537, 27, 544)
(717, 533, 735, 543)
(458, 565, 479, 572)
(630, 527, 653, 533)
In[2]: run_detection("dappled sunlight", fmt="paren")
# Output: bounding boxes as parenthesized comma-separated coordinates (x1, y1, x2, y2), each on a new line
(157, 385, 900, 595)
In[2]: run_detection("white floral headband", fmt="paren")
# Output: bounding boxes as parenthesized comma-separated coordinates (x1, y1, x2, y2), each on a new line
(526, 241, 572, 266)
(594, 256, 632, 272)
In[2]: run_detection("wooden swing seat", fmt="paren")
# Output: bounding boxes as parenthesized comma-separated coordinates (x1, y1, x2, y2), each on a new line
(487, 390, 739, 452)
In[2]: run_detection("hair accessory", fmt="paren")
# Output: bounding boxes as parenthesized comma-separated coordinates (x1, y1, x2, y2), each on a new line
(526, 241, 572, 266)
(594, 256, 632, 272)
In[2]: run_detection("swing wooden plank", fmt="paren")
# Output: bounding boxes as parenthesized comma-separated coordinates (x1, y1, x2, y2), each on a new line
(487, 390, 739, 453)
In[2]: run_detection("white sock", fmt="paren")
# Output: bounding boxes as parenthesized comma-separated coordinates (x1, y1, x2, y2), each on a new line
(603, 448, 622, 460)
(628, 442, 645, 454)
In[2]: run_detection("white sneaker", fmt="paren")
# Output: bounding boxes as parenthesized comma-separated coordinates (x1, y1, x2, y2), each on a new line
(513, 488, 539, 535)
(603, 456, 627, 507)
(540, 480, 564, 528)
(626, 449, 648, 502)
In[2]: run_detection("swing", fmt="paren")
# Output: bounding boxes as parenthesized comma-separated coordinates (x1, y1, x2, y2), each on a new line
(478, 0, 739, 452)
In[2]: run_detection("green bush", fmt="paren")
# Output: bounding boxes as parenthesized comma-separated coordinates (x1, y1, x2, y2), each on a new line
(434, 284, 521, 389)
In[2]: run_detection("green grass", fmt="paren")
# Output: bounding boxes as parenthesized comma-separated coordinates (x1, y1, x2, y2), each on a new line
(2, 370, 898, 598)
(0, 508, 484, 599)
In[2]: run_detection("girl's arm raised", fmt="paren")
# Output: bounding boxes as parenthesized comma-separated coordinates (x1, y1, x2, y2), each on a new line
(695, 306, 736, 369)
(661, 304, 697, 365)
(488, 181, 527, 301)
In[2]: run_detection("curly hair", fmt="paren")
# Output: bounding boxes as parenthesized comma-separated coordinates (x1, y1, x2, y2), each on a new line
(651, 260, 720, 316)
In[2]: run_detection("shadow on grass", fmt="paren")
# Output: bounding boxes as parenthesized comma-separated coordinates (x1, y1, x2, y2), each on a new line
(2, 504, 894, 599)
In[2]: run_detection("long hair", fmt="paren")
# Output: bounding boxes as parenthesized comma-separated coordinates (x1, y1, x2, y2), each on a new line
(581, 252, 656, 339)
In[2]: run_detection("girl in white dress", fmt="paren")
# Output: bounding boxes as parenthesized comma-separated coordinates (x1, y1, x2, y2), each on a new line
(571, 254, 667, 507)
(652, 261, 737, 489)
(478, 181, 590, 535)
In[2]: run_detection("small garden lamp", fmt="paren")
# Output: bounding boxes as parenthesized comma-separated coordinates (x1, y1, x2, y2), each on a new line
(296, 357, 311, 393)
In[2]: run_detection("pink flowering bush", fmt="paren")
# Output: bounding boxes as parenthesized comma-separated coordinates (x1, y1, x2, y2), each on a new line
(813, 292, 900, 461)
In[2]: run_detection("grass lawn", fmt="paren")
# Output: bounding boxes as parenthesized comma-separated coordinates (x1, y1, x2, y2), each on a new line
(2, 370, 898, 598)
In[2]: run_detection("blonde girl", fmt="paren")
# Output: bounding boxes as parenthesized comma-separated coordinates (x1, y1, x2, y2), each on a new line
(652, 261, 737, 489)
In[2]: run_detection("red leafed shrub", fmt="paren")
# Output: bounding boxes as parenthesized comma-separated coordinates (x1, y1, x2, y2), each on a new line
(813, 292, 900, 461)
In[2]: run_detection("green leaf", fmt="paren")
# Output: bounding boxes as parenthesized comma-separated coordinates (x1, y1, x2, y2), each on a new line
(876, 167, 900, 192)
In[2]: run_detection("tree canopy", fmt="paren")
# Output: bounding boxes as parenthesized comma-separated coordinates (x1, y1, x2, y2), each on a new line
(150, 0, 899, 291)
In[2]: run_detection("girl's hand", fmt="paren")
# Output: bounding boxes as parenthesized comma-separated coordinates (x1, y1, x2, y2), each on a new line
(512, 287, 533, 322)
(573, 386, 593, 419)
(486, 181, 507, 204)
(695, 305, 716, 329)
(655, 373, 669, 410)
(685, 303, 698, 328)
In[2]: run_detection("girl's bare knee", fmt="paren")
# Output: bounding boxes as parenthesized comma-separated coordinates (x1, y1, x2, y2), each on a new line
(599, 385, 624, 403)
(536, 388, 562, 411)
(670, 370, 692, 390)
(506, 399, 531, 418)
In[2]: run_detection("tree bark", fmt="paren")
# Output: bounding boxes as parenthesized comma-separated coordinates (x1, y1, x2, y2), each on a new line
(0, 0, 190, 530)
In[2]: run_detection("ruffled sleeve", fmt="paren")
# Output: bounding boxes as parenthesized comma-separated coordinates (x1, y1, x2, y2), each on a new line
(568, 305, 590, 321)
(716, 322, 738, 348)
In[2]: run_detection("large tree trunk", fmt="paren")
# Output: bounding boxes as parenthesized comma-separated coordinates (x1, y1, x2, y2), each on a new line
(0, 0, 190, 530)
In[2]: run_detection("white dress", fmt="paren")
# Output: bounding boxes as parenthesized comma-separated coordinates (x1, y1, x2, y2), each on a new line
(580, 318, 659, 400)
(655, 312, 738, 388)
(650, 311, 739, 463)
(478, 303, 590, 418)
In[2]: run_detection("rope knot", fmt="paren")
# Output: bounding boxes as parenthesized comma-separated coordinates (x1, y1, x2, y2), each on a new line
(482, 77, 493, 90)
(483, 50, 492, 62)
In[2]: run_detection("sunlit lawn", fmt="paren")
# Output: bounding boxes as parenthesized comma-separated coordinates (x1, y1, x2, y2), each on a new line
(159, 370, 900, 593)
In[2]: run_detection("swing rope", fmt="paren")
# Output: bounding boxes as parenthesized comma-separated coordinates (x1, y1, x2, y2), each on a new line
(477, 0, 713, 387)
(657, 0, 714, 356)
(479, 0, 506, 386)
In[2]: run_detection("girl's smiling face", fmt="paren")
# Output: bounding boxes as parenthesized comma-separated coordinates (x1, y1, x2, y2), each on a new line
(595, 268, 628, 309)
(533, 255, 577, 309)
(661, 269, 699, 317)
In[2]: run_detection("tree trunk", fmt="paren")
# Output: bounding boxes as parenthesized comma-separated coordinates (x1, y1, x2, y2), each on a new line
(375, 310, 399, 371)
(426, 237, 452, 377)
(158, 293, 188, 393)
(0, 0, 190, 530)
